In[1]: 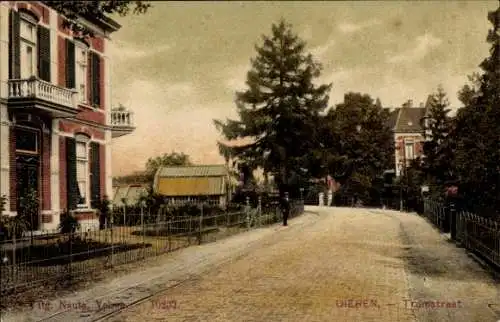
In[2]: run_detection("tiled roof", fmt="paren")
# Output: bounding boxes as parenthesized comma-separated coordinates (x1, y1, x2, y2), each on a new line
(394, 107, 426, 133)
(156, 165, 229, 178)
(386, 108, 400, 130)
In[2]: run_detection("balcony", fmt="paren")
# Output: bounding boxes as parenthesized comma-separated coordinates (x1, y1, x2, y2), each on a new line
(7, 77, 78, 117)
(111, 107, 135, 138)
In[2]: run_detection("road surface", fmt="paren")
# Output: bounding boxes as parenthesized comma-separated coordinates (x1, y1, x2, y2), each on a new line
(4, 206, 499, 322)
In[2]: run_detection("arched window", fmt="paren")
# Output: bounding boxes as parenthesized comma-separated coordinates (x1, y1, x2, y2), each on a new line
(75, 133, 90, 208)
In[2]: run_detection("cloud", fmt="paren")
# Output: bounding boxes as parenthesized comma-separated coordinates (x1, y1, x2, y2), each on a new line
(311, 39, 336, 59)
(111, 80, 231, 175)
(225, 64, 251, 92)
(109, 41, 172, 60)
(337, 19, 381, 33)
(300, 25, 313, 41)
(387, 33, 443, 63)
(113, 79, 197, 110)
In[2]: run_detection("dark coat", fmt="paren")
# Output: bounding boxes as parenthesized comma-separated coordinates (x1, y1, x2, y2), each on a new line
(280, 198, 291, 213)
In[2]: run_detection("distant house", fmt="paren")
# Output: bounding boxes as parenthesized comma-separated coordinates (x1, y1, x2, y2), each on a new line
(112, 184, 149, 207)
(153, 165, 233, 207)
(386, 98, 432, 176)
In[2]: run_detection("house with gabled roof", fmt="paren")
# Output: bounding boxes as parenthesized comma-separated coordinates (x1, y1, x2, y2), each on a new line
(386, 98, 432, 177)
(153, 165, 233, 207)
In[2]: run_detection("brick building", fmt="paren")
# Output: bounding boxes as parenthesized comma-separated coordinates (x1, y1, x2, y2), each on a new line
(0, 2, 135, 231)
(386, 98, 432, 177)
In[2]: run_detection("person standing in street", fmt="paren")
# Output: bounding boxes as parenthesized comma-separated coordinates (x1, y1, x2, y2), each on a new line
(281, 192, 290, 226)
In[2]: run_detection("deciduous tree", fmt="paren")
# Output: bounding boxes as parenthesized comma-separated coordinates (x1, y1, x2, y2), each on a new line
(43, 1, 151, 37)
(450, 6, 500, 215)
(320, 93, 393, 204)
(145, 152, 192, 177)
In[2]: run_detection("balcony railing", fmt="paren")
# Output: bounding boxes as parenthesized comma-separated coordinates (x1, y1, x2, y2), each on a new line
(8, 77, 77, 109)
(111, 110, 134, 128)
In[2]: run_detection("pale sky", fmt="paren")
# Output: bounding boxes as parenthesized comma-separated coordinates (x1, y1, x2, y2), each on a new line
(108, 1, 498, 176)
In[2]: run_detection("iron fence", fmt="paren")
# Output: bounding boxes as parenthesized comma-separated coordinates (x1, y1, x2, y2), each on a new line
(422, 199, 448, 231)
(0, 199, 304, 296)
(422, 199, 500, 269)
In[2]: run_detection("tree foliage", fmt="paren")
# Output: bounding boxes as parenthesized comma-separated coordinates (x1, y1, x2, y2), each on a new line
(214, 20, 331, 195)
(457, 72, 482, 107)
(420, 86, 453, 193)
(319, 93, 393, 203)
(113, 171, 151, 185)
(454, 7, 500, 214)
(42, 1, 151, 37)
(431, 6, 500, 215)
(145, 152, 192, 177)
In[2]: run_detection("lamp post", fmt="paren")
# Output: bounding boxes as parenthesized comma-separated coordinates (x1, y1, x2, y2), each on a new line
(398, 137, 407, 211)
(398, 161, 404, 211)
(421, 185, 429, 213)
(446, 185, 458, 241)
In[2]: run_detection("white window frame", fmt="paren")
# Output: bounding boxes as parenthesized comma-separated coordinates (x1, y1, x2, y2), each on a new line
(15, 126, 39, 155)
(19, 14, 37, 79)
(75, 42, 89, 104)
(75, 134, 90, 208)
(404, 141, 415, 160)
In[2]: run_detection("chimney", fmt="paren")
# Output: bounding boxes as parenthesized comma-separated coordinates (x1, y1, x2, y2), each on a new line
(419, 102, 424, 108)
(408, 99, 413, 108)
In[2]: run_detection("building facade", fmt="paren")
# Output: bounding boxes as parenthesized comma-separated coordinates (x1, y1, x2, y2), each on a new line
(0, 2, 134, 231)
(386, 99, 431, 177)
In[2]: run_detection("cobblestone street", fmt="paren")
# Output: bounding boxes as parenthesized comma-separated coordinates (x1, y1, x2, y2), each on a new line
(108, 207, 499, 322)
(5, 206, 500, 322)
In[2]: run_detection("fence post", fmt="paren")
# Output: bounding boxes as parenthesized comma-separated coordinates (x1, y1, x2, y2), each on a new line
(167, 217, 171, 252)
(258, 196, 262, 227)
(450, 201, 457, 241)
(245, 197, 250, 230)
(69, 229, 73, 283)
(110, 211, 114, 267)
(141, 203, 145, 258)
(12, 232, 16, 267)
(156, 206, 162, 252)
(198, 203, 204, 245)
(12, 231, 16, 290)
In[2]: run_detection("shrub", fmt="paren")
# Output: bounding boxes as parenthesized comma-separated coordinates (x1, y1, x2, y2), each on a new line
(0, 195, 5, 214)
(0, 194, 31, 240)
(59, 211, 80, 234)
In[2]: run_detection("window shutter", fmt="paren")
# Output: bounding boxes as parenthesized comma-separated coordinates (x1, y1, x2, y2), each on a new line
(90, 52, 101, 107)
(65, 39, 75, 88)
(37, 26, 51, 82)
(66, 137, 79, 210)
(87, 52, 92, 103)
(9, 9, 20, 79)
(90, 142, 101, 208)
